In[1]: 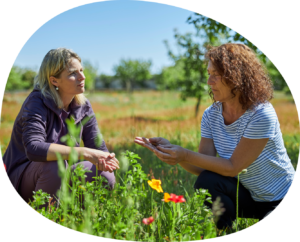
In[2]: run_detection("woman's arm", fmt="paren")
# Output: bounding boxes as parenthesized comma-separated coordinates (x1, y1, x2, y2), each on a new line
(134, 136, 217, 176)
(178, 137, 217, 176)
(47, 143, 75, 161)
(47, 143, 119, 172)
(155, 137, 269, 177)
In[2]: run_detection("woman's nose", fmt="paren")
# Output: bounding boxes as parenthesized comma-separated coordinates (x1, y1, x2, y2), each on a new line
(207, 76, 214, 85)
(79, 72, 85, 80)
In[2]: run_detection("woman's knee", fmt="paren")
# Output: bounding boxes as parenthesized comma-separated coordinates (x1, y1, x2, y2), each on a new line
(81, 162, 116, 190)
(39, 161, 61, 180)
(194, 170, 225, 191)
(99, 171, 116, 190)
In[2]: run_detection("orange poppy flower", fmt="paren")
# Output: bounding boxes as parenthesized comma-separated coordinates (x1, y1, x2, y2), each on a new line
(162, 193, 171, 202)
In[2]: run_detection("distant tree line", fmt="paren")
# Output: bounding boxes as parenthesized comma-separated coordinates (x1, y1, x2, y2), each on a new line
(6, 13, 290, 117)
(5, 55, 288, 94)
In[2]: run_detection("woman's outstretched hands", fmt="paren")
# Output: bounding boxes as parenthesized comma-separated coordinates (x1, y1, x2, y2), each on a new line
(134, 137, 187, 165)
(155, 144, 187, 165)
(134, 137, 170, 152)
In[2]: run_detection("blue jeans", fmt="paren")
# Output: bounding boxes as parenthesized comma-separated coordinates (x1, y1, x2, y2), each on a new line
(194, 170, 282, 229)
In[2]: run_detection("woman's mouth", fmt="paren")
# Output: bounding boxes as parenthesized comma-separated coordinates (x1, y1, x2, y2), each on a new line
(78, 83, 84, 87)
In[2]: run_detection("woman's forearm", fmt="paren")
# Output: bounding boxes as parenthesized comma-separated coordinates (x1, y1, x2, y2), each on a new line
(47, 143, 85, 161)
(178, 161, 205, 176)
(183, 149, 235, 177)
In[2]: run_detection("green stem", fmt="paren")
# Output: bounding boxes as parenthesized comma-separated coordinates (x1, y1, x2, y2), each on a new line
(171, 202, 176, 241)
(158, 201, 164, 240)
(236, 174, 240, 232)
(151, 190, 154, 213)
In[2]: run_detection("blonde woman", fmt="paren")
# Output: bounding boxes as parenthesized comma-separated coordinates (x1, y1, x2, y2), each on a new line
(3, 48, 119, 204)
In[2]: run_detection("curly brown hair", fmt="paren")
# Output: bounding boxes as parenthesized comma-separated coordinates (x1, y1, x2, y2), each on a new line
(205, 43, 273, 110)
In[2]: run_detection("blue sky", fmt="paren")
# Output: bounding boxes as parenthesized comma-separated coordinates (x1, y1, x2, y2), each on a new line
(14, 0, 197, 75)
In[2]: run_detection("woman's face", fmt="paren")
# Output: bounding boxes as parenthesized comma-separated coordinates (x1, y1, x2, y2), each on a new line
(51, 58, 85, 98)
(207, 60, 233, 103)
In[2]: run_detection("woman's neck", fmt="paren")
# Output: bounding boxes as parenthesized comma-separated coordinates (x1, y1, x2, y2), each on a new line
(222, 96, 246, 125)
(60, 94, 74, 112)
(222, 101, 244, 115)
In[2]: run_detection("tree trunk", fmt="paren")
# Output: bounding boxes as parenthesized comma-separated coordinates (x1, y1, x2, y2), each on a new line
(195, 96, 201, 118)
(125, 80, 132, 93)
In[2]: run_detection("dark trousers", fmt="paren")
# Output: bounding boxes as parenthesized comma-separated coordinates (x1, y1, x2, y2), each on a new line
(194, 170, 282, 230)
(19, 160, 115, 204)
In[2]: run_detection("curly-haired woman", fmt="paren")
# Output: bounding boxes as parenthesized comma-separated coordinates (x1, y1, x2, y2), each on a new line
(135, 43, 295, 230)
(3, 48, 119, 205)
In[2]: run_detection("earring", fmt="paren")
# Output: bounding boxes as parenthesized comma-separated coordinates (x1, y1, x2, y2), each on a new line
(56, 87, 59, 91)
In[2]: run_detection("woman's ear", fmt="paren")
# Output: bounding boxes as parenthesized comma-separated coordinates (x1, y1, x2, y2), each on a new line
(49, 76, 59, 88)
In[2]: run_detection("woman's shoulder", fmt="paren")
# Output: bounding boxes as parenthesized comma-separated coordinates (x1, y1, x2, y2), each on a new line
(246, 102, 278, 127)
(22, 89, 47, 108)
(203, 102, 222, 116)
(249, 102, 276, 118)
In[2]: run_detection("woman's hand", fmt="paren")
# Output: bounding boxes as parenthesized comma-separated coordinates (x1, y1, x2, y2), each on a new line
(154, 144, 188, 165)
(134, 137, 171, 152)
(134, 136, 187, 166)
(82, 148, 120, 173)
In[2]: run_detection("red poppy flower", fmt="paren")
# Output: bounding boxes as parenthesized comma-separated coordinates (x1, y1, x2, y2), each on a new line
(169, 193, 186, 203)
(142, 216, 154, 225)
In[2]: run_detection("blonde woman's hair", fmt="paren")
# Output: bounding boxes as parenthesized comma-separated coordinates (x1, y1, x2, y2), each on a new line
(34, 48, 86, 109)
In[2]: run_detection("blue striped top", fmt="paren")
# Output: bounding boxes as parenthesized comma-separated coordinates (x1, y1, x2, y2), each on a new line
(201, 102, 295, 202)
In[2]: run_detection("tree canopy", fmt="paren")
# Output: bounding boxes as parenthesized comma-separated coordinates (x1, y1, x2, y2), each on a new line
(186, 13, 287, 91)
(113, 59, 152, 92)
(186, 13, 266, 61)
(5, 66, 36, 91)
(164, 30, 211, 117)
(83, 60, 98, 91)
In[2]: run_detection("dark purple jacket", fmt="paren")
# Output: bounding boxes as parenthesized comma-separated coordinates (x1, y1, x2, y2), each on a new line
(3, 89, 108, 190)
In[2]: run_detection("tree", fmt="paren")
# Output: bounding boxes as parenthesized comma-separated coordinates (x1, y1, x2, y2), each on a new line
(99, 74, 114, 89)
(265, 59, 288, 91)
(113, 59, 152, 92)
(156, 59, 185, 90)
(83, 60, 98, 91)
(187, 13, 287, 91)
(164, 28, 223, 117)
(6, 66, 23, 91)
(187, 13, 267, 61)
(21, 68, 36, 89)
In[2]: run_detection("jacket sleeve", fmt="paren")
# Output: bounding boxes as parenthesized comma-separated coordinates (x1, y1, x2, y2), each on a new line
(21, 96, 51, 162)
(81, 111, 109, 152)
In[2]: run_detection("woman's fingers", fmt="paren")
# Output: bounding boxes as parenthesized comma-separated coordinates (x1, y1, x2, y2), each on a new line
(106, 161, 119, 170)
(134, 137, 145, 145)
(156, 145, 173, 155)
(149, 137, 171, 145)
(142, 137, 158, 151)
(108, 153, 115, 158)
(134, 137, 156, 152)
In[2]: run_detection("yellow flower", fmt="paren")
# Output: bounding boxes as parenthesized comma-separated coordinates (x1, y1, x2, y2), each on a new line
(163, 193, 171, 202)
(148, 179, 163, 193)
(78, 185, 86, 191)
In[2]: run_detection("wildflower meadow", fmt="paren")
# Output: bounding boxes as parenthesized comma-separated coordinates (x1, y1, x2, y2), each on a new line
(1, 90, 299, 241)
